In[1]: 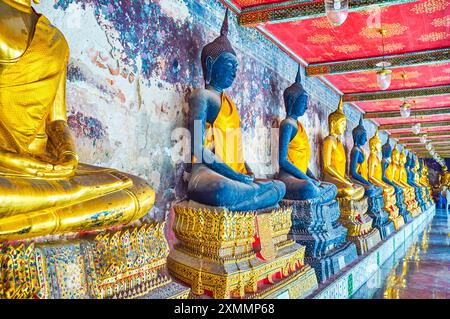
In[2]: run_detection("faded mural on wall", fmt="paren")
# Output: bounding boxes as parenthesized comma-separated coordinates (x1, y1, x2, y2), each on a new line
(36, 0, 382, 225)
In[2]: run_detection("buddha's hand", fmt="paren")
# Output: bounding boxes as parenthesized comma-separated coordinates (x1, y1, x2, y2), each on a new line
(54, 151, 79, 172)
(238, 173, 254, 185)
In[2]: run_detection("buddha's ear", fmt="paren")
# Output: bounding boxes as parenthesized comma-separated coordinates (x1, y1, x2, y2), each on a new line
(205, 56, 214, 84)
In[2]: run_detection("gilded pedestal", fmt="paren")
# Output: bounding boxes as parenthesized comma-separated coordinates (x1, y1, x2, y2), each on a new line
(167, 201, 318, 299)
(281, 198, 357, 284)
(0, 222, 190, 299)
(337, 197, 382, 255)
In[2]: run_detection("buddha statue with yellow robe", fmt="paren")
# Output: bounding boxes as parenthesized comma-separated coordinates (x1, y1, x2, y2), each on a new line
(322, 98, 381, 255)
(367, 130, 403, 230)
(0, 0, 155, 241)
(419, 160, 434, 204)
(349, 120, 394, 239)
(276, 66, 357, 283)
(399, 149, 421, 217)
(168, 10, 317, 299)
(415, 156, 434, 208)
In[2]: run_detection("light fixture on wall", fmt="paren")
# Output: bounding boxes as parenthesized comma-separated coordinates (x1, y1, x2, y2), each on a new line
(325, 0, 349, 26)
(376, 28, 392, 91)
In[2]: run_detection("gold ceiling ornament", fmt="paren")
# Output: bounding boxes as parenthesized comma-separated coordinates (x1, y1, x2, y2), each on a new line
(411, 0, 449, 14)
(430, 75, 450, 82)
(333, 44, 362, 53)
(431, 16, 450, 27)
(442, 68, 450, 74)
(419, 32, 449, 42)
(377, 43, 405, 54)
(359, 23, 408, 39)
(311, 17, 336, 29)
(307, 34, 334, 44)
(393, 70, 421, 80)
(308, 57, 327, 63)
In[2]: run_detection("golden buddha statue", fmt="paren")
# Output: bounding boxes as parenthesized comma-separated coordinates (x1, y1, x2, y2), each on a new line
(367, 130, 403, 230)
(395, 148, 420, 217)
(0, 0, 155, 241)
(322, 98, 365, 200)
(323, 98, 381, 254)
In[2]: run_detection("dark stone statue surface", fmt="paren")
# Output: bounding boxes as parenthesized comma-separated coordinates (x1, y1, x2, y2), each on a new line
(349, 119, 393, 239)
(186, 10, 285, 211)
(277, 66, 357, 283)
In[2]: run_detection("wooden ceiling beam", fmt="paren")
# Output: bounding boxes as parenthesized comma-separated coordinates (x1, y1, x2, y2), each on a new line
(365, 106, 450, 120)
(235, 0, 420, 26)
(344, 85, 450, 102)
(380, 121, 450, 131)
(390, 132, 450, 139)
(307, 48, 449, 76)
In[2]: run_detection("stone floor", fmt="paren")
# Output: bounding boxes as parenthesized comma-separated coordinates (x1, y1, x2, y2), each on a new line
(352, 208, 450, 299)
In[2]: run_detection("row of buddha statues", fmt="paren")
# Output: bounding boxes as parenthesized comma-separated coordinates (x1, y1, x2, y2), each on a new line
(0, 3, 434, 299)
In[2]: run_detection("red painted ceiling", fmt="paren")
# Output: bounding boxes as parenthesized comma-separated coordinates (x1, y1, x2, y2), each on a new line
(357, 94, 450, 112)
(263, 1, 450, 63)
(326, 63, 450, 93)
(226, 0, 450, 146)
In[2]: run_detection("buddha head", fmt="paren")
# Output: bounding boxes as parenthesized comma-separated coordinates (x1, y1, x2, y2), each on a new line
(400, 149, 407, 165)
(284, 65, 308, 118)
(328, 97, 347, 136)
(352, 116, 367, 147)
(369, 129, 382, 154)
(392, 144, 400, 164)
(3, 0, 39, 13)
(201, 9, 237, 91)
(382, 140, 393, 159)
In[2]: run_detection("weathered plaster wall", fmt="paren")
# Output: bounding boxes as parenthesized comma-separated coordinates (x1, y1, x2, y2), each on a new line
(37, 0, 383, 223)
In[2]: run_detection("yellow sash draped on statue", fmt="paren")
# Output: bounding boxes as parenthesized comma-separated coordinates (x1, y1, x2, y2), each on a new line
(287, 122, 310, 174)
(202, 93, 247, 174)
(356, 149, 368, 180)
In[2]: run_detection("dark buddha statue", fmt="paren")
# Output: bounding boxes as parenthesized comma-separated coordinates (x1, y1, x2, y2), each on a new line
(276, 67, 357, 283)
(277, 66, 337, 202)
(350, 120, 394, 238)
(186, 9, 285, 211)
(349, 117, 383, 198)
(406, 152, 426, 211)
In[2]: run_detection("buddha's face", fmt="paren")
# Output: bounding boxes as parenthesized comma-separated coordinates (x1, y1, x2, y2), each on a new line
(392, 150, 400, 163)
(371, 140, 381, 154)
(292, 92, 309, 117)
(356, 131, 367, 146)
(333, 118, 347, 136)
(208, 52, 238, 90)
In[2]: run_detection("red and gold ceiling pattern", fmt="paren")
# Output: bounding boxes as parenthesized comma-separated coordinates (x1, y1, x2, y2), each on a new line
(226, 0, 450, 141)
(325, 63, 450, 93)
(262, 1, 450, 63)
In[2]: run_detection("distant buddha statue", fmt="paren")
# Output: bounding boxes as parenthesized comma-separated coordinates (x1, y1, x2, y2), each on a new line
(322, 98, 364, 200)
(415, 155, 433, 207)
(382, 141, 411, 223)
(277, 66, 337, 202)
(397, 148, 420, 217)
(322, 98, 381, 255)
(0, 0, 155, 240)
(419, 159, 434, 205)
(349, 117, 383, 198)
(406, 152, 426, 211)
(350, 120, 394, 238)
(186, 9, 285, 211)
(367, 130, 403, 230)
(276, 66, 357, 282)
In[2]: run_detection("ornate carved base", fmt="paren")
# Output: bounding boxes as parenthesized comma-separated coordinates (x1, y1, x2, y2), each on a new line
(0, 222, 190, 299)
(347, 227, 382, 255)
(337, 197, 382, 255)
(168, 202, 318, 299)
(281, 198, 357, 283)
(391, 214, 405, 231)
(366, 196, 395, 240)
